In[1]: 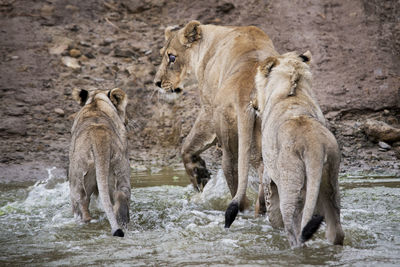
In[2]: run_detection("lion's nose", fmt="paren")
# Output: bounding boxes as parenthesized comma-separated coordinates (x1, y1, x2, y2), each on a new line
(155, 81, 162, 88)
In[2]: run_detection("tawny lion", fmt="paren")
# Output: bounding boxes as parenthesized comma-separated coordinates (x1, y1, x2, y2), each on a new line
(69, 88, 130, 237)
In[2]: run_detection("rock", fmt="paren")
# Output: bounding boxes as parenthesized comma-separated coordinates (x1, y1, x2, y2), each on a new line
(66, 25, 80, 32)
(49, 44, 68, 55)
(0, 117, 27, 136)
(378, 141, 391, 150)
(65, 5, 79, 12)
(120, 0, 151, 13)
(79, 40, 91, 47)
(79, 55, 89, 62)
(216, 3, 235, 14)
(100, 47, 112, 55)
(40, 4, 54, 18)
(61, 56, 81, 69)
(100, 38, 114, 46)
(126, 65, 135, 76)
(114, 48, 138, 58)
(49, 37, 73, 55)
(84, 52, 95, 59)
(363, 119, 400, 143)
(69, 49, 81, 58)
(54, 108, 65, 116)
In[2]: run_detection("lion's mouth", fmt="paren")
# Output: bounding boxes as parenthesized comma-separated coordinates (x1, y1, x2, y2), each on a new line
(168, 88, 182, 94)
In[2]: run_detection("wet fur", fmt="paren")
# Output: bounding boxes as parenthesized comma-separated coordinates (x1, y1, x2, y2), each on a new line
(69, 88, 130, 237)
(154, 21, 278, 225)
(255, 52, 345, 247)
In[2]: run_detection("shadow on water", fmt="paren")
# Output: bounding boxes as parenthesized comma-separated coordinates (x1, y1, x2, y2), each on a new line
(0, 167, 399, 266)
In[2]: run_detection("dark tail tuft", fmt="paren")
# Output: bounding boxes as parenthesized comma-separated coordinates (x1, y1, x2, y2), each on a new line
(113, 228, 124, 237)
(301, 215, 324, 243)
(225, 201, 239, 228)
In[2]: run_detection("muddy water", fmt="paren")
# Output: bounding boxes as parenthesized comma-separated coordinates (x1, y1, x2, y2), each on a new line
(0, 168, 399, 266)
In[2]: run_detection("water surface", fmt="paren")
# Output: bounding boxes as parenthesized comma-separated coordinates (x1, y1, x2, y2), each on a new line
(0, 168, 399, 266)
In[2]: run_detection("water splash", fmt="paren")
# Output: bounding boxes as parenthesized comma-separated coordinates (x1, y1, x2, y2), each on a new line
(0, 169, 399, 266)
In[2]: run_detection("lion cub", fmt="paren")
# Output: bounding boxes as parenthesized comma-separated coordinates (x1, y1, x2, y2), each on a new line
(69, 87, 130, 237)
(255, 52, 344, 247)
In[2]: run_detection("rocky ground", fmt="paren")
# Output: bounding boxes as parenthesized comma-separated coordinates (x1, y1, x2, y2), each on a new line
(0, 0, 399, 183)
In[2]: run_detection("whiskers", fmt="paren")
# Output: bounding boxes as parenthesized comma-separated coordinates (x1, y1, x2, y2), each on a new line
(150, 86, 181, 104)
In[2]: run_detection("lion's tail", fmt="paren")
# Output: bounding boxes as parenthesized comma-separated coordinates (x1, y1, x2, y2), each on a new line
(92, 130, 124, 237)
(300, 146, 325, 243)
(225, 104, 256, 228)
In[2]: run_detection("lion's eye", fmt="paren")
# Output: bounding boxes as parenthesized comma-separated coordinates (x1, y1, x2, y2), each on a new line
(168, 54, 176, 63)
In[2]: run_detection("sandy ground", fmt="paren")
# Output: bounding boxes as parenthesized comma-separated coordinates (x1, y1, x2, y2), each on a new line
(0, 0, 399, 183)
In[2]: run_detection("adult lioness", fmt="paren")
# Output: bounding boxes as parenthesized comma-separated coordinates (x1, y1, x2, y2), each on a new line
(255, 51, 345, 247)
(69, 87, 130, 237)
(154, 21, 278, 222)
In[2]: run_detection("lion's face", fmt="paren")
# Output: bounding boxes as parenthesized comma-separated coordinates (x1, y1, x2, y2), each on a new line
(154, 21, 202, 95)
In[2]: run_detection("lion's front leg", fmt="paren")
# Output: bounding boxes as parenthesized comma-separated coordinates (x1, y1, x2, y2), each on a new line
(181, 110, 217, 191)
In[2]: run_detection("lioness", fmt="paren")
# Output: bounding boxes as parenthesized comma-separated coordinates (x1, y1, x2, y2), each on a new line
(255, 51, 344, 247)
(154, 21, 278, 225)
(69, 87, 130, 237)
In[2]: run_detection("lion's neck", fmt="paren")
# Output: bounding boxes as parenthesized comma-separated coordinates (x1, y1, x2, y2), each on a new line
(189, 25, 234, 85)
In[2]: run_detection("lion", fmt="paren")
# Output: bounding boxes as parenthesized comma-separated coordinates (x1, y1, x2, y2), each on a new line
(254, 51, 345, 247)
(154, 21, 278, 226)
(69, 87, 130, 237)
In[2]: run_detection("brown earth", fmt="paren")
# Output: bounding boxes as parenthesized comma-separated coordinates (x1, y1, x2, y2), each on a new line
(0, 0, 399, 183)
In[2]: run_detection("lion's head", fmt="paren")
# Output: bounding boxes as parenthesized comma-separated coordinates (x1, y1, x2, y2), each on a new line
(154, 21, 202, 95)
(255, 51, 312, 112)
(72, 87, 128, 124)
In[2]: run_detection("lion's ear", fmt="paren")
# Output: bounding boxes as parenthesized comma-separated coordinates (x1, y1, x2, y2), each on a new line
(164, 25, 179, 41)
(299, 50, 312, 64)
(108, 88, 128, 112)
(72, 88, 88, 106)
(259, 56, 278, 77)
(179, 20, 202, 47)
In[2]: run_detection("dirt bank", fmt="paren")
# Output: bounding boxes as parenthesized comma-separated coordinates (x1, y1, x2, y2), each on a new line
(0, 0, 399, 182)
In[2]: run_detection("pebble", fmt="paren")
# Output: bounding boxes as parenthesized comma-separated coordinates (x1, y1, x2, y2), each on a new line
(40, 4, 54, 17)
(100, 47, 112, 55)
(126, 66, 135, 76)
(378, 141, 391, 150)
(61, 56, 80, 69)
(114, 48, 136, 58)
(54, 108, 65, 116)
(84, 52, 95, 59)
(49, 44, 68, 55)
(65, 5, 79, 12)
(79, 41, 91, 47)
(79, 55, 89, 62)
(69, 49, 81, 58)
(101, 38, 114, 46)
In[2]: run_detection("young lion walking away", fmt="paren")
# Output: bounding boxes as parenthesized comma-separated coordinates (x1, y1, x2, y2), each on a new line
(254, 51, 345, 247)
(69, 88, 130, 237)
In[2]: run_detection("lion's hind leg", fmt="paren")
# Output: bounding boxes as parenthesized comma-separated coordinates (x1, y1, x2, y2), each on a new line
(265, 178, 284, 228)
(319, 157, 344, 245)
(69, 166, 97, 223)
(70, 178, 92, 223)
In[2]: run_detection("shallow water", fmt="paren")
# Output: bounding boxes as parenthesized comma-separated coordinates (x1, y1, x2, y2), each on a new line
(0, 168, 399, 266)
